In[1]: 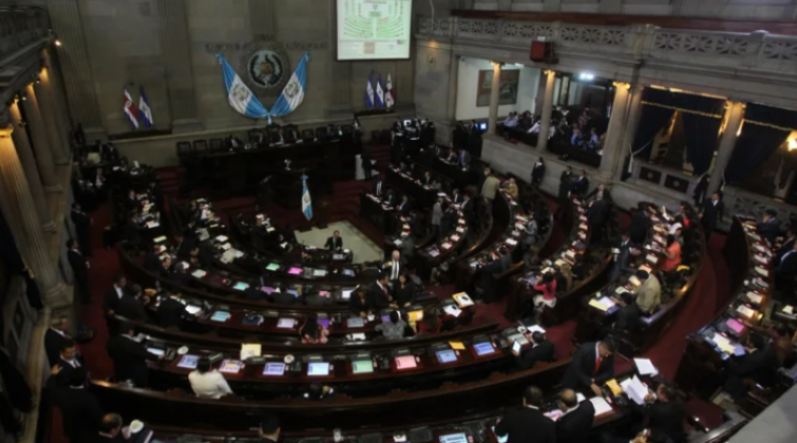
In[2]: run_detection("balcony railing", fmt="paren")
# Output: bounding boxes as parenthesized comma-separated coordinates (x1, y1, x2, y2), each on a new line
(417, 16, 797, 74)
(0, 7, 51, 60)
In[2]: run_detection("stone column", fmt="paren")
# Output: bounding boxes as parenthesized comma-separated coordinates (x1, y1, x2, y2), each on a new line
(45, 0, 105, 136)
(34, 79, 70, 164)
(708, 101, 745, 195)
(41, 48, 73, 149)
(615, 83, 645, 180)
(157, 0, 202, 132)
(0, 126, 69, 307)
(537, 70, 556, 150)
(446, 54, 460, 127)
(598, 82, 632, 181)
(8, 102, 55, 231)
(487, 62, 502, 135)
(21, 85, 62, 192)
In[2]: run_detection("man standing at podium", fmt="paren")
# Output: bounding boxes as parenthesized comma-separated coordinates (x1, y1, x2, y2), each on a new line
(325, 230, 343, 251)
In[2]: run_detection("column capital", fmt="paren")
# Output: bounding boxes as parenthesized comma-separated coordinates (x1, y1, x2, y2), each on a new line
(0, 125, 14, 138)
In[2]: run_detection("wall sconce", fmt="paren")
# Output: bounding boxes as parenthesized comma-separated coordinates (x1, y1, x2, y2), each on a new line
(789, 137, 797, 152)
(54, 39, 62, 47)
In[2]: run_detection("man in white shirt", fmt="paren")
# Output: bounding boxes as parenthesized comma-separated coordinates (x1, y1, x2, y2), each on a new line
(385, 250, 403, 283)
(188, 357, 234, 399)
(504, 112, 519, 128)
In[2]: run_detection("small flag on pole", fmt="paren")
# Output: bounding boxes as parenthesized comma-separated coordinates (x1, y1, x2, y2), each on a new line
(138, 86, 153, 129)
(376, 74, 385, 108)
(365, 74, 375, 108)
(301, 175, 313, 220)
(123, 87, 140, 130)
(385, 74, 395, 108)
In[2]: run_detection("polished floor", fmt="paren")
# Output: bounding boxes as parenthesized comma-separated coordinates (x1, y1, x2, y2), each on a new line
(294, 220, 384, 264)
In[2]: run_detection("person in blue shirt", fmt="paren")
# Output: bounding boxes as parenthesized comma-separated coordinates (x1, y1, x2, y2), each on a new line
(570, 127, 585, 147)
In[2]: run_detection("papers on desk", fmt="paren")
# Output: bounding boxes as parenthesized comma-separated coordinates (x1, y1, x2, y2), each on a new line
(783, 305, 794, 315)
(646, 254, 658, 264)
(456, 227, 465, 234)
(505, 238, 517, 247)
(215, 235, 228, 243)
(737, 304, 757, 319)
(458, 218, 466, 225)
(621, 375, 649, 405)
(753, 244, 767, 254)
(543, 410, 564, 422)
(145, 221, 159, 229)
(527, 324, 546, 335)
(591, 397, 614, 416)
(451, 234, 461, 242)
(449, 341, 466, 351)
(347, 333, 366, 341)
(443, 304, 462, 318)
(453, 292, 474, 308)
(712, 333, 736, 354)
(615, 286, 630, 295)
(153, 236, 167, 243)
(394, 239, 403, 246)
(634, 358, 659, 376)
(277, 318, 296, 329)
(605, 379, 623, 396)
(210, 311, 231, 322)
(266, 226, 276, 233)
(428, 249, 440, 257)
(240, 343, 262, 360)
(746, 292, 763, 305)
(218, 359, 244, 374)
(754, 266, 768, 277)
(589, 297, 616, 312)
(442, 242, 453, 250)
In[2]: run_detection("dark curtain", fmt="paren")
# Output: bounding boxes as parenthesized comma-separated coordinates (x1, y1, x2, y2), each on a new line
(621, 96, 674, 180)
(726, 103, 797, 183)
(682, 113, 722, 175)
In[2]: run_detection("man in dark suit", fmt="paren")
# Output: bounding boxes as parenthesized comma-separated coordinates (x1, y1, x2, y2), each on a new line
(629, 384, 686, 443)
(54, 340, 83, 387)
(45, 316, 74, 366)
(103, 274, 129, 318)
(172, 233, 192, 261)
(587, 196, 610, 243)
(570, 170, 589, 197)
(367, 274, 392, 310)
(158, 293, 187, 328)
(67, 239, 91, 304)
(775, 240, 797, 293)
(555, 389, 595, 443)
(461, 194, 475, 225)
(776, 227, 796, 265)
(397, 194, 412, 215)
(757, 209, 780, 246)
(116, 285, 148, 322)
(325, 231, 343, 251)
(700, 192, 723, 241)
(628, 208, 651, 245)
(609, 234, 635, 282)
(725, 332, 780, 397)
(372, 176, 386, 198)
(71, 203, 92, 256)
(143, 244, 163, 273)
(512, 331, 555, 369)
(106, 323, 162, 387)
(46, 365, 104, 442)
(531, 157, 545, 187)
(494, 386, 556, 443)
(452, 188, 464, 204)
(87, 413, 125, 443)
(258, 415, 281, 443)
(561, 340, 615, 396)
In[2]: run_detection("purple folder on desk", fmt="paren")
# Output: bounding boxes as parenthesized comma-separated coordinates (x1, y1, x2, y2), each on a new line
(288, 267, 302, 275)
(726, 318, 746, 335)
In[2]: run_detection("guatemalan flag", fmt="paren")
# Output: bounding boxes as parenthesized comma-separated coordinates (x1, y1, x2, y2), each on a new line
(270, 52, 310, 118)
(365, 74, 375, 108)
(385, 74, 395, 108)
(123, 87, 139, 130)
(375, 74, 385, 108)
(217, 53, 269, 120)
(138, 86, 153, 129)
(301, 175, 313, 220)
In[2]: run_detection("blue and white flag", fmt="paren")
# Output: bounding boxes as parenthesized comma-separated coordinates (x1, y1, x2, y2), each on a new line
(123, 87, 139, 130)
(138, 86, 153, 129)
(376, 74, 385, 108)
(271, 52, 310, 118)
(385, 74, 395, 108)
(301, 175, 313, 220)
(217, 53, 269, 120)
(365, 74, 375, 108)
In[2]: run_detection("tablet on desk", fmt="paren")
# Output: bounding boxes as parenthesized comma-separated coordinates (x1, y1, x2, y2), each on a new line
(347, 317, 365, 328)
(232, 282, 249, 291)
(436, 349, 457, 364)
(210, 311, 231, 322)
(395, 355, 418, 370)
(288, 267, 303, 275)
(277, 318, 296, 329)
(147, 348, 165, 357)
(352, 360, 374, 374)
(185, 305, 202, 315)
(308, 362, 330, 376)
(473, 342, 495, 356)
(342, 269, 354, 276)
(439, 433, 468, 443)
(177, 355, 199, 369)
(266, 263, 280, 271)
(263, 362, 285, 376)
(511, 341, 522, 355)
(341, 288, 355, 300)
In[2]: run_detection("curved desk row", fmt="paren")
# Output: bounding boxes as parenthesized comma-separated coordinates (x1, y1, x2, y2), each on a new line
(507, 195, 616, 325)
(675, 216, 776, 400)
(574, 202, 707, 354)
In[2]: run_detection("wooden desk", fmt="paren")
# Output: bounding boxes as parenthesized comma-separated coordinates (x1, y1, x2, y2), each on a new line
(675, 216, 775, 398)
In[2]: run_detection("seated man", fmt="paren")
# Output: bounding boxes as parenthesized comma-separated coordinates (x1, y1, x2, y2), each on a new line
(511, 330, 555, 370)
(494, 386, 555, 443)
(555, 389, 595, 443)
(757, 208, 780, 246)
(561, 339, 615, 396)
(633, 270, 661, 315)
(325, 230, 343, 251)
(106, 323, 163, 387)
(629, 384, 686, 443)
(725, 332, 780, 397)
